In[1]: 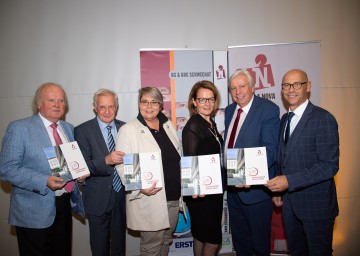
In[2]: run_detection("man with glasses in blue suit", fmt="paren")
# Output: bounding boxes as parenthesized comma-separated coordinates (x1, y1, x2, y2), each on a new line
(266, 69, 339, 256)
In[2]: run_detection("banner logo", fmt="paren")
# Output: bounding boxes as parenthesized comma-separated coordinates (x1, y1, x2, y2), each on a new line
(237, 54, 275, 91)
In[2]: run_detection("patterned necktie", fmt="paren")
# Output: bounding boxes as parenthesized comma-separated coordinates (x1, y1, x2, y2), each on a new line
(228, 108, 243, 148)
(107, 125, 122, 192)
(50, 123, 74, 192)
(284, 112, 295, 145)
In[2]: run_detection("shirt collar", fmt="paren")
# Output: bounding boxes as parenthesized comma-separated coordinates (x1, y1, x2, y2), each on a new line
(289, 99, 309, 117)
(137, 111, 168, 127)
(38, 112, 59, 127)
(96, 116, 115, 131)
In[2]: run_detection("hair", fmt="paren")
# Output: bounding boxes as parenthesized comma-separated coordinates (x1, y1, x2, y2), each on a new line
(32, 82, 68, 114)
(93, 88, 119, 108)
(138, 87, 164, 110)
(229, 69, 255, 87)
(188, 80, 220, 117)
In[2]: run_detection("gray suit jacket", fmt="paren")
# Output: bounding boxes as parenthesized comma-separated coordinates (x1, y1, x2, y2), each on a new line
(0, 114, 84, 228)
(74, 117, 125, 216)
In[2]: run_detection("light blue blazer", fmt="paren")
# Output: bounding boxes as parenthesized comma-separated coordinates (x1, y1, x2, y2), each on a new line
(0, 114, 84, 228)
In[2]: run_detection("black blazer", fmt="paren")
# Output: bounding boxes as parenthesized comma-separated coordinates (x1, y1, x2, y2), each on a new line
(75, 118, 125, 216)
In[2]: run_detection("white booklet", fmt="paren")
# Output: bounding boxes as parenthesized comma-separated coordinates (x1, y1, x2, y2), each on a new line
(226, 146, 269, 186)
(123, 152, 162, 191)
(123, 153, 141, 190)
(180, 156, 200, 196)
(181, 153, 223, 196)
(43, 141, 90, 182)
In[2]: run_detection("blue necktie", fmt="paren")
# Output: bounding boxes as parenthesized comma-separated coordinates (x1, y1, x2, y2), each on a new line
(107, 125, 122, 192)
(284, 112, 295, 145)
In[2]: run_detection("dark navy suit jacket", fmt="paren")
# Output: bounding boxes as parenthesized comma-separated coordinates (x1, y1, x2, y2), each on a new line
(278, 102, 339, 220)
(75, 117, 125, 216)
(224, 95, 280, 204)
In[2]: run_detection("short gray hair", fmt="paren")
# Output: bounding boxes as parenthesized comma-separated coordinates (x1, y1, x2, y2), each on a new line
(93, 89, 119, 108)
(138, 87, 164, 110)
(229, 70, 255, 87)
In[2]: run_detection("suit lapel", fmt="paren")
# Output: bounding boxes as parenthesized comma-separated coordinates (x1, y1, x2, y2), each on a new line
(91, 118, 110, 153)
(283, 102, 314, 163)
(32, 115, 52, 148)
(224, 103, 237, 142)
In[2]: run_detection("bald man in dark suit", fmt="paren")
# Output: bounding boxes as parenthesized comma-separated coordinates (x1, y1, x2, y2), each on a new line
(266, 69, 339, 256)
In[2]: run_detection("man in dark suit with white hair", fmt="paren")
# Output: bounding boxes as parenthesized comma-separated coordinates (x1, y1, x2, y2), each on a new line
(75, 89, 126, 256)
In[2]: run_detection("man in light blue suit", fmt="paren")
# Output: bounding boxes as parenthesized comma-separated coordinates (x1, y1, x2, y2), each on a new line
(224, 70, 280, 256)
(0, 83, 87, 256)
(266, 69, 339, 256)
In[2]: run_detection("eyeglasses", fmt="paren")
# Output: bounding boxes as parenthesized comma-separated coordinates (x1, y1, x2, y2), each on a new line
(140, 100, 160, 107)
(281, 81, 308, 91)
(97, 105, 116, 111)
(196, 98, 215, 104)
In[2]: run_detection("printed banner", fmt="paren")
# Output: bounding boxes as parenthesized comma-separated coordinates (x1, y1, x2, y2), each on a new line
(140, 49, 228, 141)
(228, 41, 320, 116)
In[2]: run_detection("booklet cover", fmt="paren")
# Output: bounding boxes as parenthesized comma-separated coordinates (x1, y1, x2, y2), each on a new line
(181, 154, 223, 196)
(122, 152, 163, 191)
(43, 141, 90, 182)
(226, 146, 269, 186)
(198, 153, 223, 195)
(180, 156, 200, 196)
(226, 148, 246, 186)
(123, 153, 141, 190)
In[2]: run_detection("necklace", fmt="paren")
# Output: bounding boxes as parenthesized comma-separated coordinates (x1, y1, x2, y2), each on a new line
(208, 127, 224, 168)
(208, 127, 219, 142)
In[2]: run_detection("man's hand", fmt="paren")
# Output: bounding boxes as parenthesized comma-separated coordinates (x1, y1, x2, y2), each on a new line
(77, 173, 90, 183)
(47, 176, 66, 190)
(105, 150, 125, 165)
(265, 175, 289, 192)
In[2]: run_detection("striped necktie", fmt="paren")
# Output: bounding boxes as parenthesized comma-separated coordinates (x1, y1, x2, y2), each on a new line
(107, 125, 122, 192)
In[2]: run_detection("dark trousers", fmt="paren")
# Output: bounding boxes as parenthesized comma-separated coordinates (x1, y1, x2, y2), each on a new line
(228, 191, 273, 256)
(283, 196, 335, 256)
(16, 193, 72, 256)
(87, 187, 126, 256)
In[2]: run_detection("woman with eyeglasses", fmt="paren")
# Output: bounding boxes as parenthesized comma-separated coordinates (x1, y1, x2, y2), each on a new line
(115, 87, 182, 255)
(182, 80, 225, 256)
